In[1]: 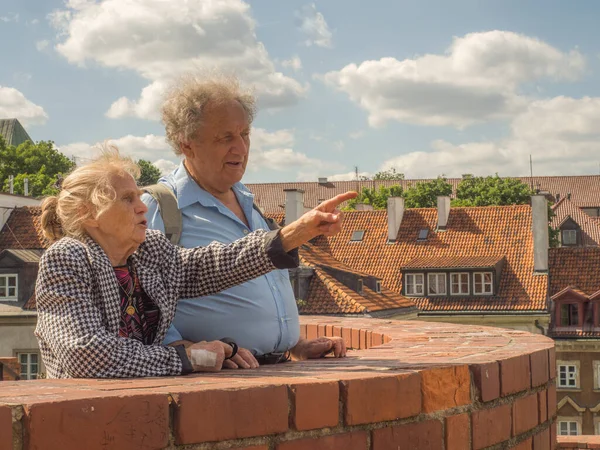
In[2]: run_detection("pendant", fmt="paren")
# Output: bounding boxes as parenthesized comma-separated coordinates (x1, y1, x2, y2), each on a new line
(126, 305, 136, 315)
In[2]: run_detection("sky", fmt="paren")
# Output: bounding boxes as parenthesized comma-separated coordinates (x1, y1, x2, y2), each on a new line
(2, 0, 600, 182)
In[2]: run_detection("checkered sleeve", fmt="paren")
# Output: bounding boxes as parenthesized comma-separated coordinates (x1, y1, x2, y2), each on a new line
(35, 240, 183, 378)
(143, 229, 298, 299)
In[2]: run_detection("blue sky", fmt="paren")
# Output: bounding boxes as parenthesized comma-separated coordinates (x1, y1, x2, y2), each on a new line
(2, 0, 600, 182)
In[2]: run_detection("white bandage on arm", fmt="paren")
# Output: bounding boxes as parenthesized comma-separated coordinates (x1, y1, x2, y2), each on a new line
(190, 349, 218, 368)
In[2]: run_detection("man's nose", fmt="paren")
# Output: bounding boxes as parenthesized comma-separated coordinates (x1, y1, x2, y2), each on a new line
(231, 135, 249, 155)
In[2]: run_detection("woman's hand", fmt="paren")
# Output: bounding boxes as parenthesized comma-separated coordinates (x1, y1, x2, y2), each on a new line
(280, 191, 357, 252)
(184, 341, 259, 372)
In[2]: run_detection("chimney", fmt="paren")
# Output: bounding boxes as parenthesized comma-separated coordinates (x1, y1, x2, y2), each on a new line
(437, 196, 451, 230)
(355, 203, 374, 211)
(387, 197, 405, 241)
(318, 177, 328, 185)
(284, 189, 305, 225)
(9, 175, 13, 194)
(24, 177, 29, 196)
(531, 195, 549, 273)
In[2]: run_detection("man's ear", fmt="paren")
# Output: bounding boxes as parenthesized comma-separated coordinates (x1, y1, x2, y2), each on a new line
(180, 141, 194, 159)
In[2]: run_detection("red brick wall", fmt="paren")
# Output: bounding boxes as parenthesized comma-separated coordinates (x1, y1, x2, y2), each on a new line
(0, 357, 20, 381)
(0, 317, 557, 449)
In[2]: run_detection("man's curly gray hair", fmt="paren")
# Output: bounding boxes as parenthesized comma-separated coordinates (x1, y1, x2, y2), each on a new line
(161, 74, 256, 155)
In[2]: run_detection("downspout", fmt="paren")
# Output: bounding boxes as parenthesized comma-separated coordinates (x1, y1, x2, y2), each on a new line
(534, 319, 546, 335)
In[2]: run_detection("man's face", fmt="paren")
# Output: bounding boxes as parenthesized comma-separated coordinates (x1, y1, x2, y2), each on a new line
(182, 100, 250, 195)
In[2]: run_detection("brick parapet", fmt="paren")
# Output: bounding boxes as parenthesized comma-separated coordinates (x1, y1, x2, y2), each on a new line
(0, 317, 557, 449)
(557, 436, 600, 448)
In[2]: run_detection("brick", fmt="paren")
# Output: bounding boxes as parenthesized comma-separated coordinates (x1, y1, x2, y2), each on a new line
(291, 382, 339, 431)
(511, 437, 532, 449)
(351, 328, 360, 349)
(548, 383, 557, 420)
(332, 326, 342, 337)
(372, 420, 443, 450)
(366, 330, 373, 348)
(343, 373, 421, 425)
(549, 347, 556, 379)
(513, 393, 539, 436)
(359, 329, 367, 349)
(325, 325, 334, 337)
(532, 427, 550, 450)
(341, 327, 352, 349)
(0, 406, 12, 450)
(372, 332, 384, 346)
(318, 324, 326, 337)
(530, 350, 550, 387)
(472, 404, 512, 449)
(299, 324, 307, 340)
(551, 422, 557, 448)
(277, 431, 368, 450)
(445, 413, 470, 450)
(174, 385, 288, 444)
(421, 366, 471, 413)
(500, 355, 531, 396)
(24, 394, 169, 450)
(306, 324, 318, 340)
(538, 389, 548, 423)
(470, 362, 500, 402)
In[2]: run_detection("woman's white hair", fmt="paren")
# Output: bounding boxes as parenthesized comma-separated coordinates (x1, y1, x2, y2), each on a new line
(161, 73, 256, 155)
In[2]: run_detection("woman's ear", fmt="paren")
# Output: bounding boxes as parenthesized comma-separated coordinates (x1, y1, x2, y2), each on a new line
(80, 204, 99, 229)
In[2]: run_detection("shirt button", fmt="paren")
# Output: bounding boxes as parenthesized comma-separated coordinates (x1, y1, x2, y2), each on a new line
(272, 285, 277, 291)
(243, 229, 249, 235)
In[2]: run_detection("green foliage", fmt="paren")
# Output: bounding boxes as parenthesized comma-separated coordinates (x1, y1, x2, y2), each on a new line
(548, 203, 560, 248)
(0, 137, 74, 197)
(344, 185, 403, 210)
(404, 177, 453, 208)
(453, 174, 533, 206)
(373, 167, 404, 181)
(137, 159, 162, 187)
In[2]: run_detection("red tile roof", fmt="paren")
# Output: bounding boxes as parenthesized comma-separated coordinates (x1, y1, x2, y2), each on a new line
(403, 255, 504, 270)
(309, 205, 548, 312)
(247, 175, 600, 213)
(551, 198, 600, 246)
(549, 247, 600, 297)
(0, 207, 48, 250)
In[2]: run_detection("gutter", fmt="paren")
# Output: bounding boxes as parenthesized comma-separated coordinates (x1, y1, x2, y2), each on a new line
(418, 310, 549, 316)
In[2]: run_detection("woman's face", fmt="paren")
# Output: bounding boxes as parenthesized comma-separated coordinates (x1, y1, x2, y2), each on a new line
(92, 174, 148, 248)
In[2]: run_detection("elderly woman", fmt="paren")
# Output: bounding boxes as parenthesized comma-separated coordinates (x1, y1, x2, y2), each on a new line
(37, 149, 355, 379)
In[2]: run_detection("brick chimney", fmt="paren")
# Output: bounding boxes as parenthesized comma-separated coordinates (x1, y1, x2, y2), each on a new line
(437, 196, 451, 231)
(531, 195, 549, 273)
(387, 197, 405, 241)
(284, 189, 305, 225)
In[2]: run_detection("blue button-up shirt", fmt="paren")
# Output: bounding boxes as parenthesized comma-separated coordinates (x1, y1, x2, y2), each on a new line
(141, 164, 300, 355)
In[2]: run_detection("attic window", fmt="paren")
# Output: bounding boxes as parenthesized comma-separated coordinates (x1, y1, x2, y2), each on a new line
(417, 229, 429, 241)
(375, 280, 381, 293)
(562, 229, 577, 246)
(350, 230, 365, 242)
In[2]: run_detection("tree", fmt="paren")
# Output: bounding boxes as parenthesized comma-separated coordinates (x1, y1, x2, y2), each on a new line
(0, 137, 74, 197)
(344, 185, 403, 210)
(373, 167, 405, 181)
(404, 177, 453, 208)
(453, 174, 533, 206)
(137, 159, 162, 187)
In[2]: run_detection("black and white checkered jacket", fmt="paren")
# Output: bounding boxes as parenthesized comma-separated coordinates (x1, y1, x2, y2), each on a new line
(35, 229, 297, 379)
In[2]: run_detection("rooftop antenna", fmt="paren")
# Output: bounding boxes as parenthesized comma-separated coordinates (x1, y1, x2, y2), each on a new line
(354, 165, 360, 193)
(529, 155, 534, 192)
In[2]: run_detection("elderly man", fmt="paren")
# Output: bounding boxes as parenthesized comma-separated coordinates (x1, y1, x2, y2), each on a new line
(142, 75, 346, 369)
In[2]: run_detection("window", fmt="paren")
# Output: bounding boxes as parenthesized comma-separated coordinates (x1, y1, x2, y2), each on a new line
(18, 353, 39, 380)
(375, 280, 381, 293)
(562, 229, 577, 246)
(473, 272, 493, 295)
(450, 273, 469, 295)
(357, 279, 363, 294)
(558, 421, 579, 436)
(558, 363, 578, 388)
(0, 274, 18, 300)
(350, 230, 365, 242)
(417, 229, 429, 241)
(427, 273, 447, 295)
(405, 273, 424, 296)
(560, 303, 580, 326)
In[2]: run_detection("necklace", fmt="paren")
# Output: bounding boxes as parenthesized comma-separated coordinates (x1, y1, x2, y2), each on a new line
(116, 263, 137, 316)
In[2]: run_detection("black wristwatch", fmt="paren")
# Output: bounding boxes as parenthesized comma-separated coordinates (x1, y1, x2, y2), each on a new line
(219, 337, 238, 360)
(174, 344, 193, 374)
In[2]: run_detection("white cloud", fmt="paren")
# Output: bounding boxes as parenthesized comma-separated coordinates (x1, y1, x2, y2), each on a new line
(379, 95, 600, 177)
(153, 159, 179, 176)
(36, 40, 49, 52)
(324, 170, 372, 182)
(323, 31, 584, 128)
(281, 56, 302, 71)
(0, 13, 19, 23)
(50, 0, 307, 120)
(0, 86, 48, 126)
(296, 3, 332, 48)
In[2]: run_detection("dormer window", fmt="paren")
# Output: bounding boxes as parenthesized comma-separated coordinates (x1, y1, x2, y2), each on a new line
(427, 273, 447, 295)
(417, 229, 429, 241)
(405, 273, 424, 296)
(562, 229, 577, 246)
(0, 274, 18, 301)
(350, 230, 365, 242)
(375, 280, 381, 293)
(560, 304, 580, 326)
(450, 273, 469, 295)
(473, 272, 493, 295)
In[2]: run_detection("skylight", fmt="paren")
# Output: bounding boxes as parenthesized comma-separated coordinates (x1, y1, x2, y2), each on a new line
(350, 230, 365, 242)
(417, 229, 429, 241)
